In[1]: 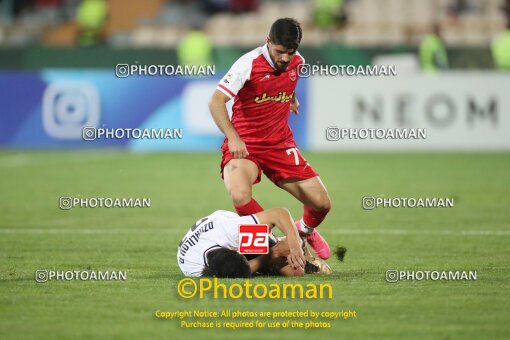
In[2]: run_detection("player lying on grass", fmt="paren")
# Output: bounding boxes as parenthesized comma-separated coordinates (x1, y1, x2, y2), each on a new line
(177, 208, 331, 278)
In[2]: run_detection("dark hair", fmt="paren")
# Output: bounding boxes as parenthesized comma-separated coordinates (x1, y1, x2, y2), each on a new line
(269, 18, 302, 50)
(202, 248, 251, 278)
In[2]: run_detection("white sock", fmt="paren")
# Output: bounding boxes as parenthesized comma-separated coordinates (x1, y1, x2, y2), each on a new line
(300, 219, 315, 234)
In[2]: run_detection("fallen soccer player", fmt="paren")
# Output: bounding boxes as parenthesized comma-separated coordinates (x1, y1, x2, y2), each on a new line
(177, 208, 332, 278)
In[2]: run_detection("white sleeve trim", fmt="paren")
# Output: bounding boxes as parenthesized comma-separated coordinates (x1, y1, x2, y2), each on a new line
(217, 48, 260, 98)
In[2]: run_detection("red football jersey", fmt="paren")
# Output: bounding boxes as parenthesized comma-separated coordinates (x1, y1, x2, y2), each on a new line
(217, 44, 304, 151)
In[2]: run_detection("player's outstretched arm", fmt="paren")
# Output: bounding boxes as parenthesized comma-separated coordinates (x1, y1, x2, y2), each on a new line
(208, 90, 249, 159)
(255, 208, 305, 270)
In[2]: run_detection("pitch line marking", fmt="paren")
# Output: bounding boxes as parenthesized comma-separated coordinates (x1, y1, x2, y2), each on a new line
(0, 228, 509, 236)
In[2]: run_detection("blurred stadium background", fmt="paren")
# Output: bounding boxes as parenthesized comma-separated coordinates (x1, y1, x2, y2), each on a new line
(1, 1, 509, 339)
(0, 0, 509, 151)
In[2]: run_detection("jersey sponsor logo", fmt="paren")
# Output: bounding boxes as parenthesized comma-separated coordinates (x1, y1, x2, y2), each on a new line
(238, 224, 269, 254)
(254, 91, 293, 104)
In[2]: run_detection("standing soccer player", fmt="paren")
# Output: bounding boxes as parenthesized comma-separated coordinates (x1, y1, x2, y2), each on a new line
(208, 18, 332, 259)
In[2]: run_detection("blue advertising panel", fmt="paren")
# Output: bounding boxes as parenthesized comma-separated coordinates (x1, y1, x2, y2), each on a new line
(0, 70, 308, 151)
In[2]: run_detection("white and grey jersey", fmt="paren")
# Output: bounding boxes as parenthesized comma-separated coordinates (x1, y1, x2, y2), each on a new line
(177, 210, 259, 277)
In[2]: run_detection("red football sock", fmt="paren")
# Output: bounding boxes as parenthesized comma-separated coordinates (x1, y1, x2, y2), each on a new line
(234, 198, 264, 216)
(302, 205, 330, 229)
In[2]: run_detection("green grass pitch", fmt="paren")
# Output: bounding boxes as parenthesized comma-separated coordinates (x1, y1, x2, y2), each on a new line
(0, 151, 509, 339)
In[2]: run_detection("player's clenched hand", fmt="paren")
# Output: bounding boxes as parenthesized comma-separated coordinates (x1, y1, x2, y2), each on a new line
(228, 136, 249, 159)
(287, 242, 305, 270)
(290, 96, 300, 115)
